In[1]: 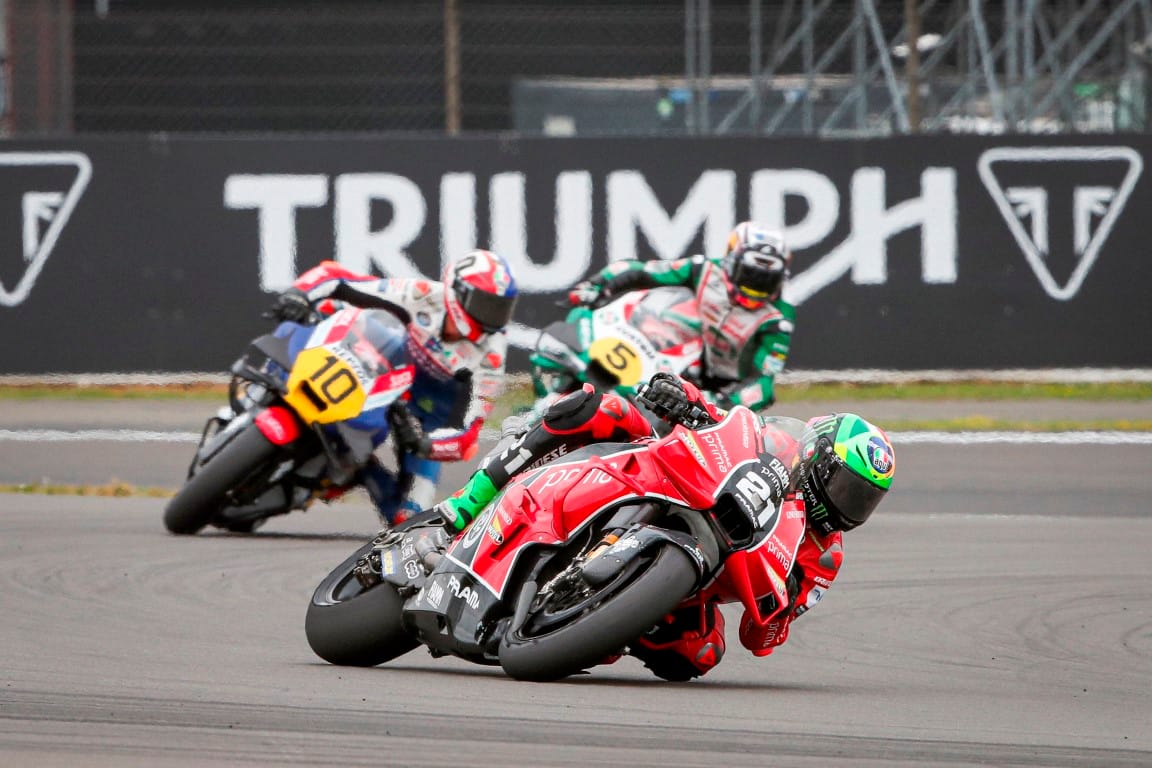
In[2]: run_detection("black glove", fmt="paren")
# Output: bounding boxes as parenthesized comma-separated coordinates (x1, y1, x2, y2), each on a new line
(265, 287, 314, 323)
(388, 402, 432, 457)
(637, 372, 713, 429)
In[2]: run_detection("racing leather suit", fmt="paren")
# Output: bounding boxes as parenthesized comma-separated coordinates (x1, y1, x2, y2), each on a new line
(437, 377, 842, 679)
(581, 255, 795, 410)
(288, 260, 508, 524)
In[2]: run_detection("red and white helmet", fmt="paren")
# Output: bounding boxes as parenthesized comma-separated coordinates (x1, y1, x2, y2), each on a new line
(443, 250, 519, 342)
(723, 222, 791, 309)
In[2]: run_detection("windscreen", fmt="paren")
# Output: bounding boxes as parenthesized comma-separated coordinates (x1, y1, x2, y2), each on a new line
(629, 288, 700, 352)
(336, 310, 410, 379)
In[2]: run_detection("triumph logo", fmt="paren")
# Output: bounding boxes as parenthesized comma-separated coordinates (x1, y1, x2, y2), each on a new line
(0, 152, 92, 308)
(978, 147, 1142, 301)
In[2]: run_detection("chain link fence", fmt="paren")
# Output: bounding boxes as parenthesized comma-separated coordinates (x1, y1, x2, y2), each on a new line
(5, 0, 1152, 136)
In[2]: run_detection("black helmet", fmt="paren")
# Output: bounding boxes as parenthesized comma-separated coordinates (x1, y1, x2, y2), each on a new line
(723, 223, 790, 308)
(802, 413, 895, 536)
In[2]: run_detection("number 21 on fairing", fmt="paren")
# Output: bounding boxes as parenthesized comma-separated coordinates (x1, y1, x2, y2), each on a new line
(736, 469, 776, 527)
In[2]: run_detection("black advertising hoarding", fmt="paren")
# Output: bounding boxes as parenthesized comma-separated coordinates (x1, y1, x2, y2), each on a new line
(1, 134, 1149, 373)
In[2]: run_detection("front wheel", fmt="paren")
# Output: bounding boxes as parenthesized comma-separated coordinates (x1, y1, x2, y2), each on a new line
(305, 542, 420, 667)
(163, 424, 280, 535)
(499, 543, 697, 682)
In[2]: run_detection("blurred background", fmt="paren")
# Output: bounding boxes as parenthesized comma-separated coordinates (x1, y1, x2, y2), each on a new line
(4, 1, 1152, 375)
(7, 0, 1152, 138)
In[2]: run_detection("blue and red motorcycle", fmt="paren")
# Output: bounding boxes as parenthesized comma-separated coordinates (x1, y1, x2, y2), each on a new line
(163, 305, 415, 535)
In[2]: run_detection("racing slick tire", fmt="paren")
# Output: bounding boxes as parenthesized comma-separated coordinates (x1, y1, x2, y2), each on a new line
(499, 543, 697, 682)
(163, 424, 279, 535)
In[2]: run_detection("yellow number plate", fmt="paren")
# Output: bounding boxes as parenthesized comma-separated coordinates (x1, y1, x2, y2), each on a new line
(588, 337, 643, 388)
(284, 346, 367, 425)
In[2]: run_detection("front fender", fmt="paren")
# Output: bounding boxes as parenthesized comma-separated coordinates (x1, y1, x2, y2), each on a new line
(580, 523, 709, 589)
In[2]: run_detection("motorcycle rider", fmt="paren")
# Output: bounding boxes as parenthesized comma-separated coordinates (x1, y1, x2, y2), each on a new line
(428, 371, 895, 680)
(569, 221, 795, 411)
(267, 249, 519, 526)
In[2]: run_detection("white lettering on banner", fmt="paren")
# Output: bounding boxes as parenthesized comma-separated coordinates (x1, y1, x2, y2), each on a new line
(977, 146, 1142, 301)
(750, 168, 840, 251)
(335, 174, 427, 280)
(227, 149, 1136, 310)
(440, 173, 476, 273)
(785, 167, 957, 305)
(1, 152, 92, 308)
(606, 170, 736, 262)
(224, 174, 328, 291)
(490, 171, 593, 290)
(227, 168, 955, 300)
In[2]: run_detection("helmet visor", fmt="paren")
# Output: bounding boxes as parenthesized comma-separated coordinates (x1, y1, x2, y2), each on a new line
(730, 252, 785, 299)
(812, 457, 887, 531)
(456, 281, 517, 332)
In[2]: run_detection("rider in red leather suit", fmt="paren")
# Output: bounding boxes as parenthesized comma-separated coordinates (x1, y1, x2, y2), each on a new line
(433, 373, 891, 680)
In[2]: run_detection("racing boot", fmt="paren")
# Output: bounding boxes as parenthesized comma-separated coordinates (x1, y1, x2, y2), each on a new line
(433, 469, 501, 533)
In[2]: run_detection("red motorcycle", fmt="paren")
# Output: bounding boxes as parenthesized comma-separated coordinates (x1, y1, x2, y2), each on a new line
(305, 406, 811, 681)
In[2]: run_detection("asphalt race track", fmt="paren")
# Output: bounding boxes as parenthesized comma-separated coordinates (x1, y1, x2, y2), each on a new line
(2, 424, 1152, 765)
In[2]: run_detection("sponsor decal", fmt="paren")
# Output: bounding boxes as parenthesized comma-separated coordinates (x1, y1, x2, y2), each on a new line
(461, 504, 498, 548)
(327, 342, 371, 385)
(486, 518, 504, 545)
(764, 538, 792, 571)
(759, 621, 784, 647)
(867, 435, 895, 477)
(523, 442, 576, 476)
(740, 411, 754, 449)
(412, 280, 431, 298)
(447, 574, 481, 611)
(700, 431, 732, 473)
(404, 560, 422, 580)
(732, 465, 780, 529)
(679, 432, 709, 468)
(380, 549, 397, 576)
(608, 536, 641, 554)
(426, 580, 445, 609)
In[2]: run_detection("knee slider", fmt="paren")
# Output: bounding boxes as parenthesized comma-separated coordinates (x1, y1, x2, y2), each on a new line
(543, 386, 603, 432)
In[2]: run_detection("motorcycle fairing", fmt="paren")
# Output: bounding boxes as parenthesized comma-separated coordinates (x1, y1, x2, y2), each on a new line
(651, 407, 766, 509)
(652, 407, 809, 623)
(587, 290, 704, 393)
(703, 494, 807, 623)
(439, 443, 688, 600)
(284, 308, 414, 426)
(404, 444, 692, 661)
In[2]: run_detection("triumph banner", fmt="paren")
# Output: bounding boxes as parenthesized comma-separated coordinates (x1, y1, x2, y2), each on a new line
(1, 134, 1150, 373)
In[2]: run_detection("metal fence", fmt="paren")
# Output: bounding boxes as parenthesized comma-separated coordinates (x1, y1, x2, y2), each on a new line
(5, 0, 1152, 137)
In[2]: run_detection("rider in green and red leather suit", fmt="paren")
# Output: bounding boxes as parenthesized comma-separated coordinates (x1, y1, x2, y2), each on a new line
(569, 222, 796, 411)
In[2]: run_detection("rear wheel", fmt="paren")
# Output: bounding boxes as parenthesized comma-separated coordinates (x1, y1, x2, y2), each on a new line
(305, 542, 420, 667)
(163, 425, 280, 535)
(499, 543, 696, 682)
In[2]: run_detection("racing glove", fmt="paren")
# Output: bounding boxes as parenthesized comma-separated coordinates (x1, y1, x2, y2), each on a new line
(388, 403, 484, 463)
(425, 419, 484, 462)
(265, 287, 314, 323)
(637, 373, 718, 429)
(388, 401, 432, 457)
